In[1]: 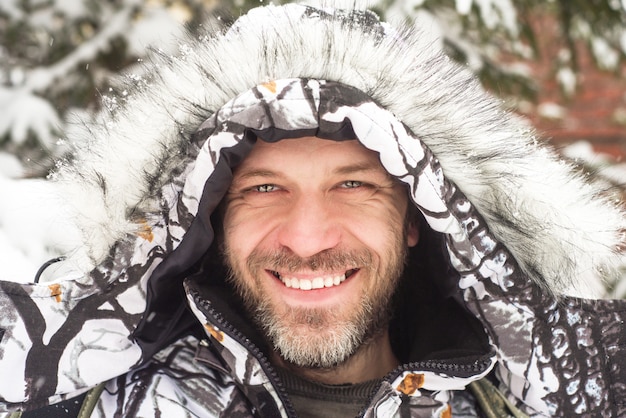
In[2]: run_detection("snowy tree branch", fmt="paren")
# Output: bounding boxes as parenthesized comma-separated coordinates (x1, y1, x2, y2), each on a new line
(24, 6, 135, 94)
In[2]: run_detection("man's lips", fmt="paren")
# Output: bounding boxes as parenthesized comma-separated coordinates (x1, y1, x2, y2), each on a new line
(269, 269, 358, 291)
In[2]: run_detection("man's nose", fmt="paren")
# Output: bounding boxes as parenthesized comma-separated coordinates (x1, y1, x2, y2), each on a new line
(276, 194, 341, 258)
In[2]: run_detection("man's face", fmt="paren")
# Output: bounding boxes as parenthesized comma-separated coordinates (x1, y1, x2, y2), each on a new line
(222, 136, 418, 368)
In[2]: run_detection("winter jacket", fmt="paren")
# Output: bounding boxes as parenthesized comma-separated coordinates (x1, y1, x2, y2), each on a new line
(1, 4, 625, 417)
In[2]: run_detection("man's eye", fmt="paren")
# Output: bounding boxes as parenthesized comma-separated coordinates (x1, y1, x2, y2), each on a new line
(254, 184, 278, 193)
(341, 180, 363, 189)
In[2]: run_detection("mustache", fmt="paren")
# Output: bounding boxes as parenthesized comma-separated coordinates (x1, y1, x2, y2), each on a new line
(246, 247, 373, 274)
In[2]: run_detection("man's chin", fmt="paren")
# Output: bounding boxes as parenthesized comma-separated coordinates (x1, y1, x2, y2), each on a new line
(272, 333, 358, 370)
(260, 314, 363, 369)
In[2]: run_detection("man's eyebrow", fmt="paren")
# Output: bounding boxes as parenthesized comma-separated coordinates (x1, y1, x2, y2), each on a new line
(233, 169, 283, 181)
(333, 162, 389, 177)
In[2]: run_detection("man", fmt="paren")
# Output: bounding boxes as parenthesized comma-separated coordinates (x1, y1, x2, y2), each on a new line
(222, 136, 418, 382)
(1, 4, 625, 417)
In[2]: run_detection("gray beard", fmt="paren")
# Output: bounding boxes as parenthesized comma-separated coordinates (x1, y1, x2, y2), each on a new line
(253, 288, 390, 369)
(224, 227, 409, 369)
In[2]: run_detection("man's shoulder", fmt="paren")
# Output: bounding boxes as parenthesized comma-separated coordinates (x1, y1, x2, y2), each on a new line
(9, 336, 243, 418)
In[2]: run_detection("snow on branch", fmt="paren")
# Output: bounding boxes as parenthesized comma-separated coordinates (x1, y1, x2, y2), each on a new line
(24, 6, 134, 94)
(0, 87, 61, 148)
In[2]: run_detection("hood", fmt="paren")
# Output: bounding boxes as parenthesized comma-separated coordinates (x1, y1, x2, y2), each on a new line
(3, 2, 624, 410)
(56, 4, 624, 296)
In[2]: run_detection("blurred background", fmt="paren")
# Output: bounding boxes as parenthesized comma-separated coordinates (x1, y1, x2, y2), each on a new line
(1, 0, 625, 296)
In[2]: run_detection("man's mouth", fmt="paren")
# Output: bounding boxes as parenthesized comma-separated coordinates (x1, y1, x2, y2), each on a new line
(270, 269, 358, 290)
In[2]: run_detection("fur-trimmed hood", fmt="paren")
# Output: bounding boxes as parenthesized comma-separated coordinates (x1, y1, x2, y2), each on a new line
(2, 3, 626, 416)
(56, 3, 624, 296)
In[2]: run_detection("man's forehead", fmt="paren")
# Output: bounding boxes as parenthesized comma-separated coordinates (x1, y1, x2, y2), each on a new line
(235, 136, 390, 176)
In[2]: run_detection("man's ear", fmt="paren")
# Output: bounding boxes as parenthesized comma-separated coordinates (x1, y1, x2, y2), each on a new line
(404, 199, 420, 248)
(407, 221, 419, 247)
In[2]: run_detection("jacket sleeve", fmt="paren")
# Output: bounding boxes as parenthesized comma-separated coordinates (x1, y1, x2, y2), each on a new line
(90, 336, 248, 418)
(463, 262, 626, 417)
(0, 265, 147, 412)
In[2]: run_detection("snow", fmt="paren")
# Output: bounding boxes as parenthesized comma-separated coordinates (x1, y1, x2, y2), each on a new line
(395, 0, 427, 15)
(0, 153, 25, 178)
(9, 67, 25, 85)
(456, 0, 472, 15)
(556, 66, 577, 97)
(0, 175, 82, 283)
(537, 102, 566, 120)
(481, 0, 518, 35)
(591, 37, 619, 70)
(502, 62, 533, 78)
(613, 107, 626, 125)
(52, 0, 89, 19)
(0, 229, 40, 282)
(25, 7, 134, 93)
(0, 0, 24, 19)
(456, 0, 519, 35)
(0, 87, 61, 148)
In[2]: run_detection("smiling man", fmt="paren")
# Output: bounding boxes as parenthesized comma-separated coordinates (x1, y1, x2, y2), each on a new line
(222, 137, 418, 385)
(1, 4, 626, 418)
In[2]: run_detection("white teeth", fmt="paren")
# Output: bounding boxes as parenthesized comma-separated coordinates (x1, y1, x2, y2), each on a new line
(312, 277, 324, 289)
(278, 273, 348, 290)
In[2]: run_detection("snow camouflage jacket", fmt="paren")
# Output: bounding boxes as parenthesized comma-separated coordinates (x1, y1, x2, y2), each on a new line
(1, 3, 626, 418)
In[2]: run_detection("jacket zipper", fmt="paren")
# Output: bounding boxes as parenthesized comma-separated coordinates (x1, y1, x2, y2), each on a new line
(190, 289, 299, 418)
(189, 287, 494, 418)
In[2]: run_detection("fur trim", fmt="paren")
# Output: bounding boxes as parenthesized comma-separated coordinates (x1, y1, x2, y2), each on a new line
(56, 3, 625, 295)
